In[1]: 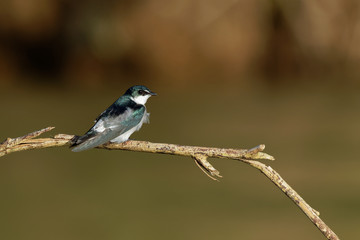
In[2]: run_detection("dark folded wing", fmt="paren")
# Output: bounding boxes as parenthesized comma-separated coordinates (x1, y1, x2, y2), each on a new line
(71, 106, 145, 152)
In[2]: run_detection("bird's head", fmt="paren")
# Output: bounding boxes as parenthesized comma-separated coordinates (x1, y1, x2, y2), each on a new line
(125, 85, 157, 105)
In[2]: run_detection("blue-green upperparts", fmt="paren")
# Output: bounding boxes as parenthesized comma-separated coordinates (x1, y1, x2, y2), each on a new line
(71, 85, 157, 152)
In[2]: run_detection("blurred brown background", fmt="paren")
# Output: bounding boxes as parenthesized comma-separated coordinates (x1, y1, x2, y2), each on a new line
(0, 0, 359, 239)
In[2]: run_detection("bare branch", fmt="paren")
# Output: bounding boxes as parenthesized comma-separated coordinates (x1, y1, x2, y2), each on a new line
(0, 127, 340, 240)
(0, 127, 55, 151)
(243, 160, 339, 240)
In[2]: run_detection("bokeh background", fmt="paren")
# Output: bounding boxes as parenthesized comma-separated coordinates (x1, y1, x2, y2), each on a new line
(1, 0, 360, 239)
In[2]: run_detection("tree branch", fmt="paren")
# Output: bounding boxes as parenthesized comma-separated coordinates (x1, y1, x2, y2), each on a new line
(0, 127, 340, 240)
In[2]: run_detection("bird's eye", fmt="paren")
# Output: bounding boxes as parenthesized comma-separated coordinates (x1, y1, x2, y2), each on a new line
(138, 90, 146, 95)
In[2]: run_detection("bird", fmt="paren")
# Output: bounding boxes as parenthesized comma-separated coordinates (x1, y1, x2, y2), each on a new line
(71, 85, 157, 152)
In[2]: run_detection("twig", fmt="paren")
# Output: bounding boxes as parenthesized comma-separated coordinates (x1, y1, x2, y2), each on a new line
(0, 127, 340, 240)
(193, 154, 223, 181)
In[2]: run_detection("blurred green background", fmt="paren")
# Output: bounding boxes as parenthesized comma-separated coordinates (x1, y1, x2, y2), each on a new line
(1, 0, 360, 239)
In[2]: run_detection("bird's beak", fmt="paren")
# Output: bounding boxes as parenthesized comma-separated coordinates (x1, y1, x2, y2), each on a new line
(150, 91, 157, 96)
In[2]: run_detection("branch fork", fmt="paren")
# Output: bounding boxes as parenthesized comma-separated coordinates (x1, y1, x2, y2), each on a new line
(193, 154, 222, 181)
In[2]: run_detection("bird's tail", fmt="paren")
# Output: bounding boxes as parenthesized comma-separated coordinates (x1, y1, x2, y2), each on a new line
(69, 133, 96, 151)
(70, 129, 119, 152)
(70, 135, 80, 147)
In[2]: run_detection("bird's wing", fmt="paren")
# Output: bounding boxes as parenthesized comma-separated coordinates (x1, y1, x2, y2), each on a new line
(71, 106, 145, 152)
(102, 105, 146, 133)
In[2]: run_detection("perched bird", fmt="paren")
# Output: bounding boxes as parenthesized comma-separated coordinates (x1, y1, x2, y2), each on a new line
(71, 85, 156, 152)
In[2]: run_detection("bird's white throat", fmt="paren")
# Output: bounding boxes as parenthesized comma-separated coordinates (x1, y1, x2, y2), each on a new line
(131, 95, 151, 105)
